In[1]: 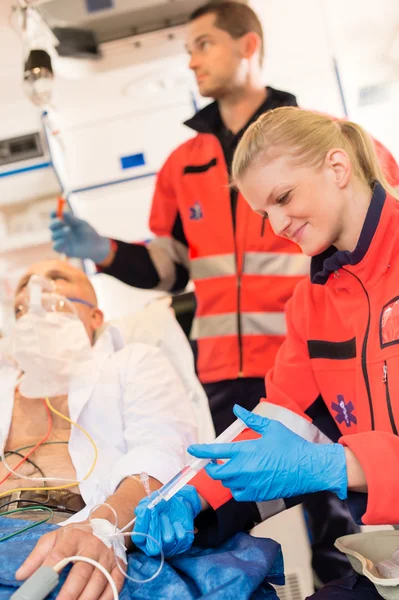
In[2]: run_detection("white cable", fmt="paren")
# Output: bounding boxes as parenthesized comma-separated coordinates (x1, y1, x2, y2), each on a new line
(53, 556, 119, 600)
(0, 449, 83, 483)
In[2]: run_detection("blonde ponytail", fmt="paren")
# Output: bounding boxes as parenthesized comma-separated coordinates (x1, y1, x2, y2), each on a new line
(232, 107, 399, 200)
(339, 121, 398, 198)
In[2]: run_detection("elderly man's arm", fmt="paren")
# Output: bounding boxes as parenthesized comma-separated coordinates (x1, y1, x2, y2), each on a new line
(82, 474, 164, 550)
(108, 343, 197, 490)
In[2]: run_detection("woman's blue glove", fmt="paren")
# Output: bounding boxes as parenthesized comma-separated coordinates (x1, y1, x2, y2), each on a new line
(132, 485, 201, 557)
(188, 405, 348, 503)
(49, 211, 111, 263)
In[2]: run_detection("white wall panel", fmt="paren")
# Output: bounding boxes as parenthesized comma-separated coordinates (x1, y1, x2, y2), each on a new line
(251, 0, 345, 117)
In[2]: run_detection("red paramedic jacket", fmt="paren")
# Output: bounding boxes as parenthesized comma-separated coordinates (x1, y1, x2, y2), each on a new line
(193, 182, 399, 535)
(100, 88, 306, 385)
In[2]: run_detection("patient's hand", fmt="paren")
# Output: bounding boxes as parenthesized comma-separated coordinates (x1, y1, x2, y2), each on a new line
(15, 521, 126, 600)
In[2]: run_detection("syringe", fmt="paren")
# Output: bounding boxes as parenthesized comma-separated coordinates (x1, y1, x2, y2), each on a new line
(147, 416, 247, 509)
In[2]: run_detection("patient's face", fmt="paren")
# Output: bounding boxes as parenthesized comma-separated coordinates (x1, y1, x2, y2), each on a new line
(14, 260, 103, 342)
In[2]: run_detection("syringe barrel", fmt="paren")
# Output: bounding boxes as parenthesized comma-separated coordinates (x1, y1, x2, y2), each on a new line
(147, 464, 199, 507)
(149, 417, 247, 507)
(185, 417, 246, 473)
(212, 416, 247, 444)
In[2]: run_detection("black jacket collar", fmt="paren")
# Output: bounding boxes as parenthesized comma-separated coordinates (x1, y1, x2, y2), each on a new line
(311, 182, 386, 285)
(184, 86, 298, 136)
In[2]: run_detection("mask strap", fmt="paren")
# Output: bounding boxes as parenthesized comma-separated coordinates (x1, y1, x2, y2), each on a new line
(67, 297, 96, 309)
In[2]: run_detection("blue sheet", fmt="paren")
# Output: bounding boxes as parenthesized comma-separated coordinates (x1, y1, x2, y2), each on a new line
(0, 517, 284, 599)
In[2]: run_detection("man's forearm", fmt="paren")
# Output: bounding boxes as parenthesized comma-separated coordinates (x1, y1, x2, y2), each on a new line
(97, 244, 116, 268)
(91, 475, 163, 549)
(98, 240, 162, 289)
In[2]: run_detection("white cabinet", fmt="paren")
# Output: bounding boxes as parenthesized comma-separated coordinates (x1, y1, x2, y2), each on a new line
(63, 98, 194, 191)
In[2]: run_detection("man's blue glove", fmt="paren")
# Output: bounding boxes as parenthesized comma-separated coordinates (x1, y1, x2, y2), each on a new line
(49, 211, 111, 263)
(187, 405, 348, 503)
(132, 485, 201, 557)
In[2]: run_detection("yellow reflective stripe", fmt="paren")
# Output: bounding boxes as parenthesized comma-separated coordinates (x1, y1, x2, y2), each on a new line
(190, 252, 309, 280)
(244, 252, 310, 276)
(191, 311, 286, 339)
(255, 402, 332, 444)
(191, 314, 238, 339)
(242, 312, 286, 336)
(190, 254, 236, 280)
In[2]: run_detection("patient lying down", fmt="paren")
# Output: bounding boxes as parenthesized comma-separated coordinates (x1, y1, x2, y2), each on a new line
(0, 259, 196, 600)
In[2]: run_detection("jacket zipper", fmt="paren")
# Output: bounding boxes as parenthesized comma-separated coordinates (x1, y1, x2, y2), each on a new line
(237, 270, 243, 377)
(231, 188, 244, 377)
(260, 215, 266, 237)
(342, 268, 375, 429)
(383, 362, 398, 435)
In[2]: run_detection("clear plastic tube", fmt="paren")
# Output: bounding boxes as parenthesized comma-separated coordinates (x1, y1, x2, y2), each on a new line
(116, 531, 164, 584)
(88, 503, 118, 529)
(147, 416, 246, 509)
(116, 473, 151, 533)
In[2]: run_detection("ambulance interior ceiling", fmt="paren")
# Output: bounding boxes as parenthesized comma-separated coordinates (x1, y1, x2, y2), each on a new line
(0, 0, 397, 332)
(35, 0, 209, 43)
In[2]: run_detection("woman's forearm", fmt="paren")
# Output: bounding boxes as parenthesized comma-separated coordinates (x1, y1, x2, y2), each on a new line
(344, 447, 367, 493)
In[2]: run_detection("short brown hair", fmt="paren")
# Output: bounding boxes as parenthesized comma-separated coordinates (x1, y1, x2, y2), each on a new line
(189, 1, 264, 66)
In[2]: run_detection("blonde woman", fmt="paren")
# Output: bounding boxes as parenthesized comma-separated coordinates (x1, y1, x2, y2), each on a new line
(184, 108, 399, 598)
(134, 109, 399, 598)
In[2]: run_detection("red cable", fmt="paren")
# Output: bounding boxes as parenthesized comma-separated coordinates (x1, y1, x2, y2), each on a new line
(0, 398, 53, 485)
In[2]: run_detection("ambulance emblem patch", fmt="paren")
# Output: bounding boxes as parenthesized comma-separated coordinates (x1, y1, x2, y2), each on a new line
(189, 201, 203, 221)
(331, 395, 357, 427)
